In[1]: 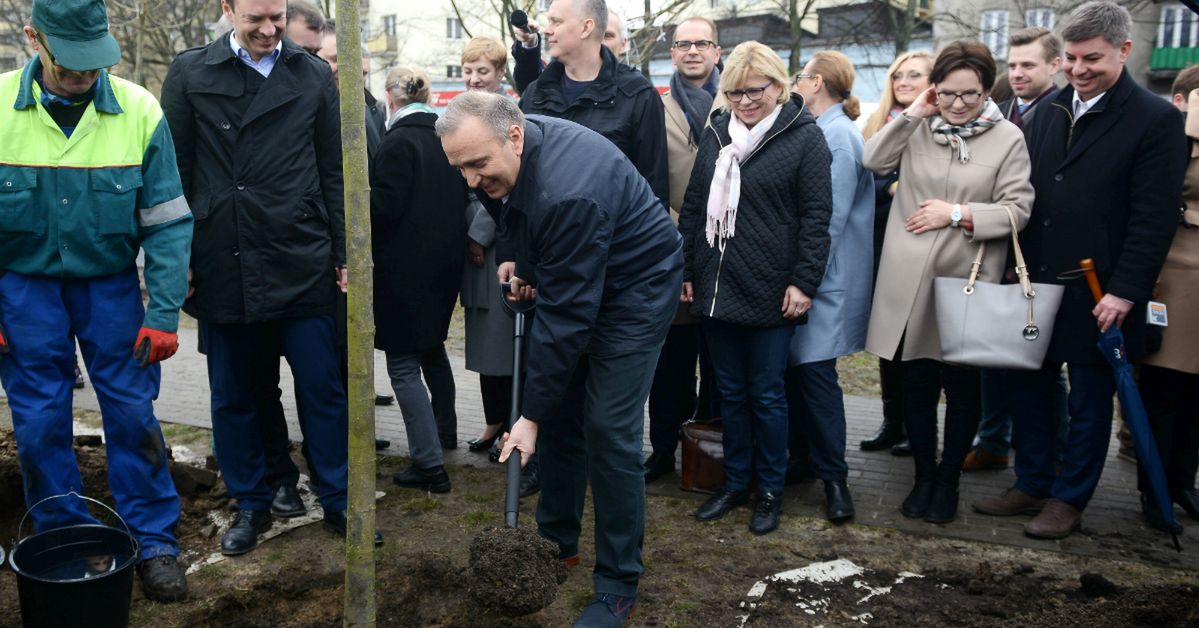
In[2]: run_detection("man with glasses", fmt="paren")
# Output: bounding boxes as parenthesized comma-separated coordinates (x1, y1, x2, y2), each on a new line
(0, 0, 192, 602)
(643, 17, 723, 484)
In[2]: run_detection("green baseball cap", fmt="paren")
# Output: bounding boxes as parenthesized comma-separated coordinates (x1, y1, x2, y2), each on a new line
(32, 0, 121, 72)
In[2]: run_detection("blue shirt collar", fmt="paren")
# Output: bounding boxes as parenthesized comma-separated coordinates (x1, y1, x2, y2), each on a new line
(229, 31, 282, 77)
(13, 56, 122, 114)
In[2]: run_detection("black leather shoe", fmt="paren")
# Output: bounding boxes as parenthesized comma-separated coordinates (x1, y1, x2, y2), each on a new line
(375, 438, 391, 451)
(1178, 489, 1199, 520)
(696, 488, 749, 521)
(749, 491, 783, 535)
(137, 555, 188, 602)
(924, 482, 959, 524)
(860, 421, 905, 451)
(392, 465, 452, 493)
(467, 429, 501, 453)
(270, 484, 306, 518)
(488, 444, 502, 463)
(1142, 493, 1184, 534)
(323, 509, 384, 546)
(891, 439, 913, 456)
(375, 394, 395, 406)
(901, 481, 935, 518)
(824, 480, 855, 522)
(519, 463, 541, 497)
(643, 453, 674, 483)
(221, 509, 272, 556)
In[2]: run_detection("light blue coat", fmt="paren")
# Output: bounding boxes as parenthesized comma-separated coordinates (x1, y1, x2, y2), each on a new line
(789, 103, 875, 365)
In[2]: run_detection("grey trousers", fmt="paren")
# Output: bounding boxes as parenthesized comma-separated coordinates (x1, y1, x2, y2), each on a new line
(386, 351, 444, 469)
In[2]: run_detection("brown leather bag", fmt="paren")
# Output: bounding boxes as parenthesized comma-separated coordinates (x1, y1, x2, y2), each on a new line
(680, 420, 725, 494)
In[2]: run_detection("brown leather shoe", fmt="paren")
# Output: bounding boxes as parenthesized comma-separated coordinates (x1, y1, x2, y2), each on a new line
(1024, 499, 1081, 539)
(962, 447, 1009, 472)
(973, 487, 1046, 516)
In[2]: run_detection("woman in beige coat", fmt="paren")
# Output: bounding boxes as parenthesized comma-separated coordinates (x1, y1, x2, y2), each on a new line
(863, 41, 1033, 524)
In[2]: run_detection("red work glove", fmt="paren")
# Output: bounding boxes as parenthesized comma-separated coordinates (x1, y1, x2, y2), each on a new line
(0, 320, 9, 360)
(133, 327, 179, 366)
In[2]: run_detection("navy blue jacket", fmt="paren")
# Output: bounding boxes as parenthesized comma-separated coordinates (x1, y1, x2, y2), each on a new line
(1022, 68, 1187, 364)
(487, 115, 683, 423)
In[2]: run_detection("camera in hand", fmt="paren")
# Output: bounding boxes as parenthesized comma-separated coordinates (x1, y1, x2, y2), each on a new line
(510, 10, 529, 32)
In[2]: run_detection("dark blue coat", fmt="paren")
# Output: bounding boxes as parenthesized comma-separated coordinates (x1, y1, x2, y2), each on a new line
(488, 115, 683, 423)
(1022, 69, 1187, 364)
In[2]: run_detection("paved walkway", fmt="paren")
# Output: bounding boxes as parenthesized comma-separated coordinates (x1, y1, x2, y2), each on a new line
(21, 326, 1199, 570)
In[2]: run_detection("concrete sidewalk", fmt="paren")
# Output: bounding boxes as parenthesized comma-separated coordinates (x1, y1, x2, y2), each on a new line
(21, 325, 1199, 570)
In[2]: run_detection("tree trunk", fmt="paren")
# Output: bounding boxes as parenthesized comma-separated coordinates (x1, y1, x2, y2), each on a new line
(133, 0, 145, 86)
(788, 0, 803, 75)
(894, 0, 918, 55)
(335, 0, 377, 624)
(641, 0, 652, 79)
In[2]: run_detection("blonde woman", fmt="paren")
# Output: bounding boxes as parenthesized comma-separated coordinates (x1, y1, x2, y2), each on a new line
(859, 50, 933, 456)
(678, 41, 833, 535)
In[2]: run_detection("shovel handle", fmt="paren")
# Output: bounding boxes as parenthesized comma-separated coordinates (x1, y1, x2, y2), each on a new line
(1080, 259, 1104, 304)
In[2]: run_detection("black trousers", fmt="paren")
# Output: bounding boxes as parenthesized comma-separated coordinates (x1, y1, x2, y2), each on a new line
(879, 356, 905, 428)
(479, 374, 514, 427)
(421, 344, 458, 442)
(899, 358, 980, 484)
(1138, 364, 1199, 498)
(647, 325, 699, 458)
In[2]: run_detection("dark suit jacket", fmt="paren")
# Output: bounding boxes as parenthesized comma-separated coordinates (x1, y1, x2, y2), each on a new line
(1022, 69, 1187, 364)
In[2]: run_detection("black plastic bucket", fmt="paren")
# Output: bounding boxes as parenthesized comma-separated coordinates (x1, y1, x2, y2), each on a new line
(8, 493, 139, 628)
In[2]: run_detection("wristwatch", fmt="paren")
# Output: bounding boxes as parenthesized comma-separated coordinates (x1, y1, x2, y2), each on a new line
(950, 203, 962, 228)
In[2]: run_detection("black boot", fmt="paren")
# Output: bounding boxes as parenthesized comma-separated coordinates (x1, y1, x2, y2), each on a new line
(749, 491, 783, 535)
(696, 488, 749, 521)
(392, 465, 451, 493)
(323, 509, 385, 546)
(901, 481, 935, 518)
(220, 509, 272, 556)
(519, 462, 541, 497)
(270, 484, 306, 518)
(824, 480, 855, 522)
(643, 453, 674, 483)
(860, 420, 905, 451)
(925, 480, 960, 524)
(137, 555, 188, 602)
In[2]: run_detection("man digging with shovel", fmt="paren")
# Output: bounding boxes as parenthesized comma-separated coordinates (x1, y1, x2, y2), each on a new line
(438, 91, 682, 627)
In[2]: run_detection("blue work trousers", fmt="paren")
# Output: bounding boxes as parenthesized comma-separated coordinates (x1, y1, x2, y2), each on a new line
(206, 316, 348, 512)
(0, 270, 180, 560)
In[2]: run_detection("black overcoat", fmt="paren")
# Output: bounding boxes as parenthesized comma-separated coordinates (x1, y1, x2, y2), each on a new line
(370, 111, 467, 353)
(161, 36, 345, 324)
(1022, 69, 1188, 364)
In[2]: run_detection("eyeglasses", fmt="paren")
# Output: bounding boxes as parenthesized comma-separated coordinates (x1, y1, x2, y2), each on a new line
(724, 82, 773, 103)
(673, 40, 715, 51)
(34, 31, 65, 70)
(793, 73, 815, 82)
(891, 71, 926, 83)
(936, 90, 983, 106)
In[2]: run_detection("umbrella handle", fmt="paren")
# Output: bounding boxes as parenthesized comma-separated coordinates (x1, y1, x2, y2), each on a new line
(1080, 258, 1104, 304)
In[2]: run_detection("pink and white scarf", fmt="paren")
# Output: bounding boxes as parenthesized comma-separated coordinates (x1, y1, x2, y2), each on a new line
(705, 103, 784, 247)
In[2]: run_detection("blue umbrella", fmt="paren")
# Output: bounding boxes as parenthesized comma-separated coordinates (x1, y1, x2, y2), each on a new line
(1083, 259, 1182, 551)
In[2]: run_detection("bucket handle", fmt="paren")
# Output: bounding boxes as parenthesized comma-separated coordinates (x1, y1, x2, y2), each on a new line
(16, 492, 133, 543)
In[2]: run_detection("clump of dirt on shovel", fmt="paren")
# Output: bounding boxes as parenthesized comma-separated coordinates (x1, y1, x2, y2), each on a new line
(468, 526, 567, 616)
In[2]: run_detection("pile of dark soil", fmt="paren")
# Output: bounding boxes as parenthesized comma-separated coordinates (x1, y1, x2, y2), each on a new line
(745, 560, 1199, 627)
(468, 526, 566, 616)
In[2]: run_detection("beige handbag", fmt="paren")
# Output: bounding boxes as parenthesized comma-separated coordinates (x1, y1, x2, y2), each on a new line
(933, 207, 1064, 370)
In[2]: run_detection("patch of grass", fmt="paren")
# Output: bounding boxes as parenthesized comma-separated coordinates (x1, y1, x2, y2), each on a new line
(462, 493, 493, 504)
(161, 422, 211, 447)
(400, 496, 441, 514)
(566, 586, 594, 610)
(837, 351, 880, 397)
(458, 510, 495, 527)
(264, 551, 285, 563)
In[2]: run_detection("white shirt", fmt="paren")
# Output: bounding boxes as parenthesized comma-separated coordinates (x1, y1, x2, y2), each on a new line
(1072, 90, 1106, 120)
(229, 31, 282, 78)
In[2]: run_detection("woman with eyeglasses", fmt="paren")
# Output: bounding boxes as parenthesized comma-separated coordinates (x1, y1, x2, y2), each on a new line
(862, 41, 1033, 524)
(858, 50, 934, 456)
(678, 41, 832, 535)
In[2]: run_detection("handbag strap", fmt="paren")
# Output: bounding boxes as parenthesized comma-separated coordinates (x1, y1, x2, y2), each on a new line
(962, 206, 1032, 299)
